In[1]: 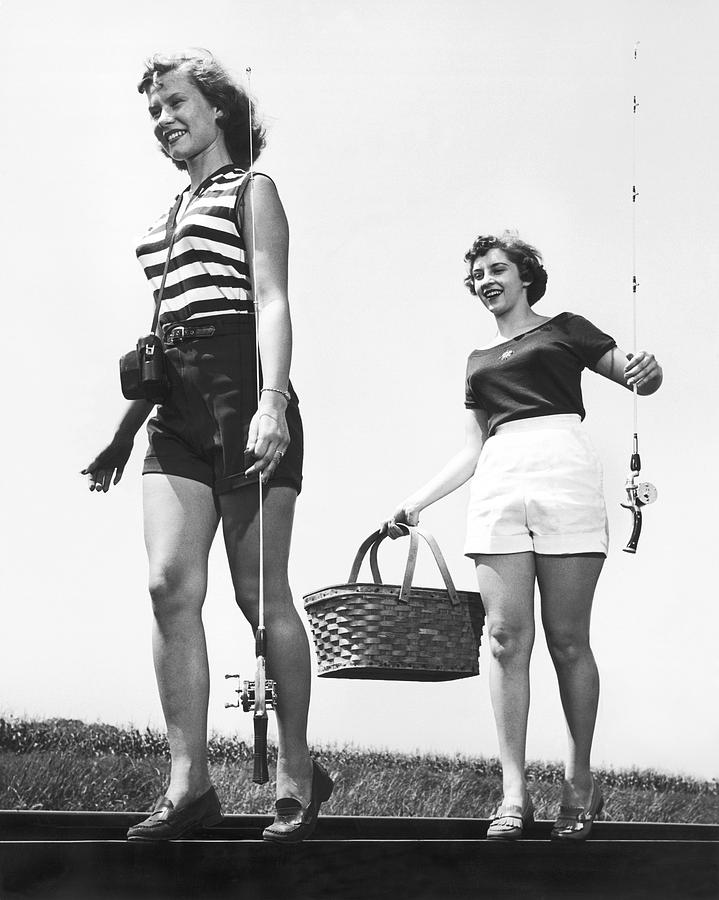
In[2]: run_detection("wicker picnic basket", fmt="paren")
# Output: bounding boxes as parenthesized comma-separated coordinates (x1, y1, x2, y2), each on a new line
(303, 525, 484, 681)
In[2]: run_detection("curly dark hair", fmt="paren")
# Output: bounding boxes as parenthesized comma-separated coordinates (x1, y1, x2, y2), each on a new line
(463, 231, 548, 306)
(137, 49, 266, 172)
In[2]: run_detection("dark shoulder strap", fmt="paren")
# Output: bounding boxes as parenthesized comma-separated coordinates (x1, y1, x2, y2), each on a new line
(150, 192, 185, 335)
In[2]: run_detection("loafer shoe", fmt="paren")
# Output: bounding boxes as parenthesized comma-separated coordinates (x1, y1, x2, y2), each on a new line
(262, 760, 334, 843)
(486, 794, 535, 841)
(551, 778, 603, 841)
(127, 786, 223, 841)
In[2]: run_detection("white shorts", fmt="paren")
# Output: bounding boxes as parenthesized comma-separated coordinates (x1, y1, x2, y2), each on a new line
(464, 414, 609, 556)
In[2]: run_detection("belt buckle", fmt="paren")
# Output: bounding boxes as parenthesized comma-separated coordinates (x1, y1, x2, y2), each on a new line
(168, 325, 185, 344)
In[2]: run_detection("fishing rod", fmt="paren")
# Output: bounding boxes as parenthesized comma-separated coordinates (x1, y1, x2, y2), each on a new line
(621, 42, 657, 553)
(226, 66, 276, 784)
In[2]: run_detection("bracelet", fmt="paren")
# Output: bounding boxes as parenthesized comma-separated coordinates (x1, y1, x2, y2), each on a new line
(261, 387, 291, 402)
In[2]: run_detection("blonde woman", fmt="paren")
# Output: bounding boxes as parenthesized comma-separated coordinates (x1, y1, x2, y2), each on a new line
(83, 50, 332, 843)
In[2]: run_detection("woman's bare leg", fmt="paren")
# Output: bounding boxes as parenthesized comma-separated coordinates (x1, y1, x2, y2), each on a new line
(536, 552, 604, 808)
(474, 552, 536, 805)
(143, 473, 219, 807)
(220, 485, 313, 804)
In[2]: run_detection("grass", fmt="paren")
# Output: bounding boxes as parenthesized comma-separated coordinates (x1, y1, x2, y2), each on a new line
(1, 717, 717, 823)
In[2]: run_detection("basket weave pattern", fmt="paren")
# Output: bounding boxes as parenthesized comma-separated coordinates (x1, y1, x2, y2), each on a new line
(304, 527, 485, 682)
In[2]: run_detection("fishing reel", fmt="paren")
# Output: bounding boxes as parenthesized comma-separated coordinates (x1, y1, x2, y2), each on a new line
(224, 675, 278, 712)
(629, 481, 658, 507)
(225, 627, 277, 784)
(621, 475, 658, 554)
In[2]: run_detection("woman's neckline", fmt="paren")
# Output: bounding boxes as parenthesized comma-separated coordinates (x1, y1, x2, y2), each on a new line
(475, 312, 565, 351)
(184, 163, 244, 199)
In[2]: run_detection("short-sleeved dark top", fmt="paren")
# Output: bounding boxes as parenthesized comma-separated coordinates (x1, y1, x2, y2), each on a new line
(464, 312, 616, 436)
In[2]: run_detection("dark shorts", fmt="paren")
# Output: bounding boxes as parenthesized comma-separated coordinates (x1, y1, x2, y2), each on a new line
(143, 317, 303, 495)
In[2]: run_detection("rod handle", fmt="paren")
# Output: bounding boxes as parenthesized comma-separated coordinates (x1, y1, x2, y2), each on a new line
(255, 626, 266, 657)
(623, 506, 642, 554)
(253, 715, 269, 784)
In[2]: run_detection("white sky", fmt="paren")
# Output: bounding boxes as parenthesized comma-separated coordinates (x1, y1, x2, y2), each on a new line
(1, 0, 717, 780)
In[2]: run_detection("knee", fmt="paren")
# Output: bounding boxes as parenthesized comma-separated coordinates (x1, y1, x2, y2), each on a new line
(545, 630, 591, 667)
(148, 563, 204, 617)
(232, 571, 293, 630)
(232, 567, 257, 610)
(487, 622, 533, 665)
(232, 571, 260, 627)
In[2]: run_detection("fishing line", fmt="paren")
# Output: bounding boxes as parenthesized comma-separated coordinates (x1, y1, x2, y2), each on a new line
(631, 41, 639, 438)
(621, 41, 657, 553)
(224, 66, 274, 784)
(246, 66, 265, 627)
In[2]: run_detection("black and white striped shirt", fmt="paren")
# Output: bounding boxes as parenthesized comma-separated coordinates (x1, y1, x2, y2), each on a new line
(136, 165, 254, 328)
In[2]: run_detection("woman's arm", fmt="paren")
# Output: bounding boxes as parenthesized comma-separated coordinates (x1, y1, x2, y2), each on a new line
(81, 398, 154, 492)
(594, 346, 663, 395)
(383, 408, 488, 537)
(240, 174, 293, 482)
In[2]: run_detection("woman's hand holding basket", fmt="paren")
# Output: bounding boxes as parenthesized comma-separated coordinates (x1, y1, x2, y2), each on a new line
(381, 500, 422, 539)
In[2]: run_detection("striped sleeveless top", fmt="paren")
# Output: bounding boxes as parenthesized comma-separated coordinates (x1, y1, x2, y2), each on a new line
(136, 165, 254, 329)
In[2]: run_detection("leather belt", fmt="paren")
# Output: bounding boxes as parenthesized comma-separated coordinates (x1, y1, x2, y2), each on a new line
(162, 316, 255, 346)
(164, 324, 216, 344)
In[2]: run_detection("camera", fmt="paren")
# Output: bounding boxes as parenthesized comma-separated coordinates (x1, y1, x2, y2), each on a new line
(119, 334, 169, 403)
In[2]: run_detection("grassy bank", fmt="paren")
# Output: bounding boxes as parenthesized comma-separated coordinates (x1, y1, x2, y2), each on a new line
(1, 717, 716, 823)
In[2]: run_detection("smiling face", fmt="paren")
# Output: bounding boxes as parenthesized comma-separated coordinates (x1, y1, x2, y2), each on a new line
(470, 248, 531, 317)
(146, 66, 226, 164)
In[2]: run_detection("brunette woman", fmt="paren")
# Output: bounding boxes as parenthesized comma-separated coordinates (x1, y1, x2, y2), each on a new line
(384, 232, 662, 840)
(83, 50, 332, 843)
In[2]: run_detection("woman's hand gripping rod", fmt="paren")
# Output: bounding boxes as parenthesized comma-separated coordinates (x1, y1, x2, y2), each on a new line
(224, 66, 276, 785)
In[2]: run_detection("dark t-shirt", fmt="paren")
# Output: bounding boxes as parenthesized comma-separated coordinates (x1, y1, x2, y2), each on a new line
(464, 312, 616, 436)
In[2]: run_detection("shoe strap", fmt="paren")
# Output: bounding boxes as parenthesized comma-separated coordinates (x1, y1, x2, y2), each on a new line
(491, 804, 524, 827)
(275, 797, 303, 813)
(496, 804, 524, 818)
(556, 804, 601, 826)
(491, 817, 523, 829)
(557, 783, 601, 821)
(557, 805, 583, 818)
(143, 798, 174, 823)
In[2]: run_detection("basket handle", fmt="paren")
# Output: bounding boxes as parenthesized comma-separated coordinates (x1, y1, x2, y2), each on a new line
(348, 525, 460, 606)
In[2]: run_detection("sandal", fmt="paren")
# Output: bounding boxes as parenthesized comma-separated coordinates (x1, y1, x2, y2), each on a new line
(486, 794, 534, 841)
(551, 778, 603, 841)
